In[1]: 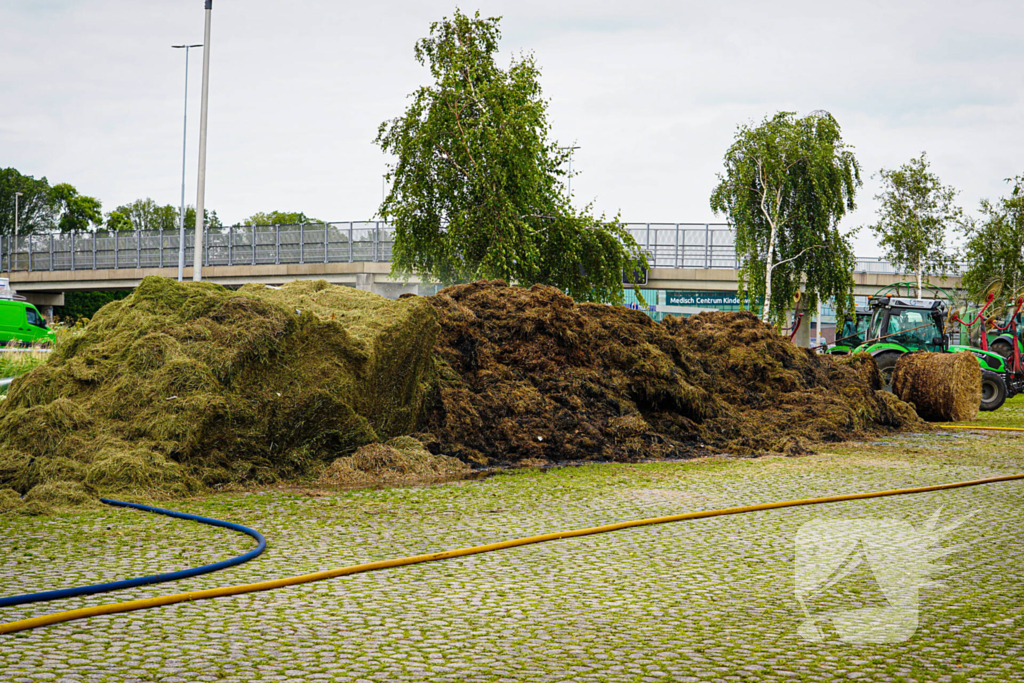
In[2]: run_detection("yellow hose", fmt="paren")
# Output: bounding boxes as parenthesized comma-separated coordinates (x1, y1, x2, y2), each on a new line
(3, 472, 1023, 635)
(939, 425, 1024, 432)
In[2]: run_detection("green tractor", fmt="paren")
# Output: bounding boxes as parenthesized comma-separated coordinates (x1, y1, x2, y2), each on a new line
(986, 311, 1024, 359)
(852, 296, 1017, 411)
(830, 283, 955, 356)
(829, 306, 872, 355)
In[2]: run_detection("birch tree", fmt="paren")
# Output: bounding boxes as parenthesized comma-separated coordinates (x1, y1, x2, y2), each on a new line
(960, 175, 1024, 306)
(710, 111, 860, 325)
(375, 10, 646, 302)
(868, 153, 960, 298)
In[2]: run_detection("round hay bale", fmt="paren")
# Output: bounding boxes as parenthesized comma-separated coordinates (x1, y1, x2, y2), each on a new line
(892, 351, 981, 422)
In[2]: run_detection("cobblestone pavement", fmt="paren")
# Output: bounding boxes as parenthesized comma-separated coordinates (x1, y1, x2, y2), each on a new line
(2, 430, 1023, 682)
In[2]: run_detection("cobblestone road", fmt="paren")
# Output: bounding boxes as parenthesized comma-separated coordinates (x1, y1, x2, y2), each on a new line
(2, 431, 1023, 682)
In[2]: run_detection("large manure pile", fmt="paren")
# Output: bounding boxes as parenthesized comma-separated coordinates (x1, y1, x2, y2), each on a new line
(0, 277, 438, 507)
(423, 281, 922, 465)
(0, 277, 924, 509)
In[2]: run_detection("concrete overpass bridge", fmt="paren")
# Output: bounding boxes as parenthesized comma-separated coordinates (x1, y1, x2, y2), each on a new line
(3, 222, 962, 311)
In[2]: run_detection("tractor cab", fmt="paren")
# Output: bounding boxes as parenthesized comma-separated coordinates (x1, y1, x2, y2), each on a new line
(830, 306, 872, 355)
(860, 297, 947, 353)
(854, 296, 1018, 411)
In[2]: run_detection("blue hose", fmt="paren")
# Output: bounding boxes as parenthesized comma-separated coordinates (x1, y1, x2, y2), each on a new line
(0, 498, 266, 608)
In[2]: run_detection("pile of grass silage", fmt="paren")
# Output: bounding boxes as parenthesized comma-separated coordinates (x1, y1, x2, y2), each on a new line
(0, 277, 927, 512)
(0, 277, 439, 512)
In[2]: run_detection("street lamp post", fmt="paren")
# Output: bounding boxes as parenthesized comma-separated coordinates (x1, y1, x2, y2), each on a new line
(561, 146, 580, 199)
(11, 191, 22, 278)
(193, 0, 213, 281)
(172, 43, 203, 282)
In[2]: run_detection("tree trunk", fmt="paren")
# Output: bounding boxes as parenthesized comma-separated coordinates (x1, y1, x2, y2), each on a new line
(762, 222, 778, 324)
(917, 268, 922, 299)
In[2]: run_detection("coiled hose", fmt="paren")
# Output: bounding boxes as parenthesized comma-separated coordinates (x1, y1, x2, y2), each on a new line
(0, 499, 266, 609)
(2, 472, 1022, 635)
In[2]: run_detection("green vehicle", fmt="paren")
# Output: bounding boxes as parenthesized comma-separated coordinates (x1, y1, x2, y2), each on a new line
(0, 299, 56, 345)
(829, 306, 872, 355)
(852, 297, 1012, 411)
(987, 311, 1024, 359)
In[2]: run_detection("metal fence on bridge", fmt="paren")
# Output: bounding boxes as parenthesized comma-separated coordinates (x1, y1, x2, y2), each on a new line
(0, 222, 958, 276)
(0, 222, 393, 273)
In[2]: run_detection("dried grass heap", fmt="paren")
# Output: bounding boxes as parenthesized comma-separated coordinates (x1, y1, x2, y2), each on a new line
(892, 351, 981, 422)
(0, 277, 439, 508)
(318, 435, 469, 487)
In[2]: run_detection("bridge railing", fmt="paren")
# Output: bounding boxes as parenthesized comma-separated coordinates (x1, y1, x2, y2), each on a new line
(626, 223, 741, 269)
(0, 222, 395, 272)
(0, 221, 962, 276)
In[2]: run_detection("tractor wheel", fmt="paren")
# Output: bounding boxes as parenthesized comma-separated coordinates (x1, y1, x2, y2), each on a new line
(874, 351, 904, 392)
(980, 370, 1007, 412)
(991, 339, 1013, 359)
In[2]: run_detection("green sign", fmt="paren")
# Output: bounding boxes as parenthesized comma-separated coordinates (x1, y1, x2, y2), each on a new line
(666, 290, 740, 308)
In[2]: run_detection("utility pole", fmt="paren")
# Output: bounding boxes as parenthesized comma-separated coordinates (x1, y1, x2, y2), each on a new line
(11, 192, 22, 277)
(562, 146, 580, 199)
(816, 298, 822, 350)
(173, 43, 203, 282)
(193, 0, 213, 281)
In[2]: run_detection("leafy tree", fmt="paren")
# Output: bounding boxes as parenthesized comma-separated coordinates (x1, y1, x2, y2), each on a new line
(108, 198, 178, 232)
(710, 111, 861, 325)
(51, 183, 102, 233)
(242, 211, 321, 225)
(105, 210, 133, 232)
(868, 153, 961, 297)
(105, 199, 221, 233)
(960, 175, 1024, 307)
(0, 168, 57, 235)
(374, 10, 645, 301)
(188, 207, 223, 233)
(56, 290, 131, 323)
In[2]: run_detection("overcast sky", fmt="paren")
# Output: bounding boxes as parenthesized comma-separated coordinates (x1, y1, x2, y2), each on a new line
(2, 0, 1023, 257)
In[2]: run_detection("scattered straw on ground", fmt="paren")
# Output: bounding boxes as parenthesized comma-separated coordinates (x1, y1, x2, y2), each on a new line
(318, 436, 470, 487)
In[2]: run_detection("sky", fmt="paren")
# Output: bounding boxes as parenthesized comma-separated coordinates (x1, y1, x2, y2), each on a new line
(2, 0, 1023, 257)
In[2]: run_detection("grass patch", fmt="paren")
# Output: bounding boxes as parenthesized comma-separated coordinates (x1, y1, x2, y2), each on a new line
(0, 345, 50, 385)
(950, 393, 1024, 429)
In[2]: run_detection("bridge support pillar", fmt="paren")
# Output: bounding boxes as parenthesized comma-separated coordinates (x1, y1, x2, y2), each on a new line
(355, 273, 373, 292)
(790, 296, 812, 348)
(793, 311, 811, 348)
